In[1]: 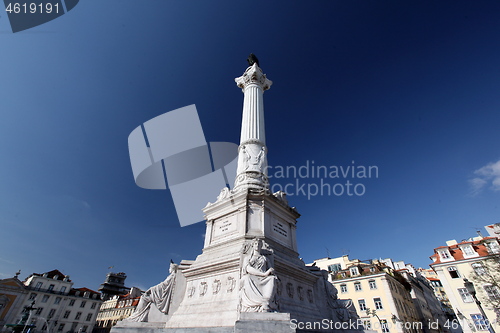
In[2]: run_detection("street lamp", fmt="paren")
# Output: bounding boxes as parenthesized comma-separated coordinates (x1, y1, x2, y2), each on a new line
(464, 278, 496, 333)
(367, 308, 388, 332)
(391, 314, 402, 324)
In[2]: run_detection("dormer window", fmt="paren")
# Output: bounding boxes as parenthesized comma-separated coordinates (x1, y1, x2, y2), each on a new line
(460, 244, 478, 258)
(438, 249, 453, 261)
(485, 241, 500, 254)
(350, 267, 359, 276)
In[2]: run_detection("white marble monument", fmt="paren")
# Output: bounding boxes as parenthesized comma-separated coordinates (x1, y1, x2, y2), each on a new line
(113, 56, 362, 333)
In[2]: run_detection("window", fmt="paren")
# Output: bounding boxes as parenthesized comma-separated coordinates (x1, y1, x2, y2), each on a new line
(69, 299, 75, 306)
(35, 307, 43, 315)
(374, 297, 383, 310)
(471, 314, 490, 331)
(54, 297, 61, 305)
(91, 302, 97, 309)
(48, 309, 55, 318)
(439, 250, 451, 259)
(41, 295, 49, 303)
(354, 282, 362, 291)
(328, 264, 342, 272)
(84, 291, 90, 298)
(86, 313, 92, 321)
(458, 288, 473, 303)
(369, 280, 377, 289)
(29, 293, 36, 300)
(462, 245, 475, 256)
(75, 312, 82, 320)
(472, 262, 486, 275)
(57, 324, 65, 332)
(363, 320, 371, 330)
(63, 311, 70, 319)
(82, 326, 88, 332)
(80, 300, 86, 308)
(340, 284, 347, 293)
(484, 285, 500, 300)
(35, 282, 43, 290)
(447, 266, 460, 279)
(48, 284, 55, 292)
(370, 267, 376, 273)
(350, 267, 359, 276)
(358, 299, 366, 311)
(60, 286, 67, 293)
(485, 241, 500, 254)
(381, 320, 390, 333)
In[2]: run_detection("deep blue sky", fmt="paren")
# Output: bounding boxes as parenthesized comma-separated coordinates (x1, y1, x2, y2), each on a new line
(1, 1, 499, 291)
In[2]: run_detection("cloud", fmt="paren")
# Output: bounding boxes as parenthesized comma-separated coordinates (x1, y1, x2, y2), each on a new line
(0, 257, 14, 264)
(469, 160, 500, 195)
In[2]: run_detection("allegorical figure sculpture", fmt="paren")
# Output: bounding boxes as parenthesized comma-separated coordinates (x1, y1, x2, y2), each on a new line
(127, 262, 178, 322)
(239, 238, 278, 312)
(323, 273, 358, 322)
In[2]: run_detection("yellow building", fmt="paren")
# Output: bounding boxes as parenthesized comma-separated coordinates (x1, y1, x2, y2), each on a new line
(430, 228, 500, 333)
(94, 287, 142, 333)
(313, 256, 422, 333)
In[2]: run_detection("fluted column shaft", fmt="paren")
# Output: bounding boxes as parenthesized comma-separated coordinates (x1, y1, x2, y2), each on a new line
(233, 64, 272, 193)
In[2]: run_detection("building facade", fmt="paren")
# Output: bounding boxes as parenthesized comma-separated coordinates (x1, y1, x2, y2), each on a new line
(430, 226, 500, 333)
(418, 268, 457, 323)
(0, 270, 102, 333)
(313, 256, 423, 333)
(94, 288, 142, 333)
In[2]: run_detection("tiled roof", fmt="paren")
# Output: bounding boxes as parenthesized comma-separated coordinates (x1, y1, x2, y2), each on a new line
(431, 237, 498, 265)
(30, 269, 70, 281)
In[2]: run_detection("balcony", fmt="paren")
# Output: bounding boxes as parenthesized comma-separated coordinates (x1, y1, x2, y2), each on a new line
(27, 286, 68, 295)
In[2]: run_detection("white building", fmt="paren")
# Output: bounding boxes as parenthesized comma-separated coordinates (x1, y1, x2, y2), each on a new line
(430, 225, 500, 333)
(0, 269, 102, 333)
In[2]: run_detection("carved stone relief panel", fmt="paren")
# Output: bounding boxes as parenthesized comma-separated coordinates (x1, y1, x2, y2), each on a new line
(212, 279, 221, 295)
(307, 289, 314, 303)
(199, 282, 208, 296)
(276, 279, 282, 296)
(227, 276, 236, 293)
(297, 286, 304, 301)
(286, 282, 294, 298)
(187, 286, 195, 298)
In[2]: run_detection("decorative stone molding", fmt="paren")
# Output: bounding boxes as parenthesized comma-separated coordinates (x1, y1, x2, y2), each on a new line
(216, 187, 231, 202)
(273, 191, 288, 206)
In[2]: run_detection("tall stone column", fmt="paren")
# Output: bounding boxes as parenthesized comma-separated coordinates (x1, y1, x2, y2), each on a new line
(233, 63, 272, 193)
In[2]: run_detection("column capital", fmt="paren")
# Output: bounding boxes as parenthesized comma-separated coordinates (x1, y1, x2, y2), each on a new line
(235, 63, 272, 92)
